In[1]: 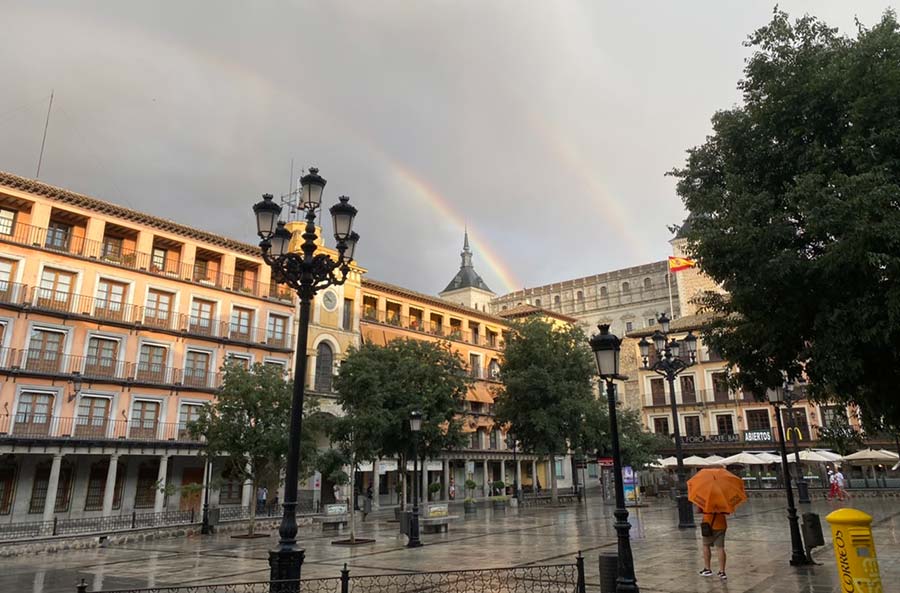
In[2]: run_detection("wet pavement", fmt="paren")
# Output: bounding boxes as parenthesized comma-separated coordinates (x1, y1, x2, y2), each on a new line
(1, 495, 897, 593)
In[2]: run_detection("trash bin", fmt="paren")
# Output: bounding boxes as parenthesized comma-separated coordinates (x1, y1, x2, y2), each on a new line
(598, 552, 617, 593)
(802, 512, 824, 549)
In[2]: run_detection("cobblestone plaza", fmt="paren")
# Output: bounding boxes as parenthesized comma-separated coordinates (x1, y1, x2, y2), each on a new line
(3, 496, 897, 593)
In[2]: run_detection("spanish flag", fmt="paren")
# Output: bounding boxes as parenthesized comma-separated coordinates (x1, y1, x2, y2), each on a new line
(668, 256, 696, 272)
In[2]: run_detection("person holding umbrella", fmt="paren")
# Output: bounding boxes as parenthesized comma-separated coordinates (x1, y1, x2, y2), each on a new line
(688, 467, 748, 581)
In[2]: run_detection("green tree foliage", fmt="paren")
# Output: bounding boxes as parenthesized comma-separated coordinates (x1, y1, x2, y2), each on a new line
(334, 339, 469, 508)
(189, 363, 319, 533)
(493, 318, 596, 502)
(817, 413, 865, 456)
(670, 10, 900, 425)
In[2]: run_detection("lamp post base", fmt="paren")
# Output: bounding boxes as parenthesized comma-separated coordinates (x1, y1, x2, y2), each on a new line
(407, 512, 423, 548)
(676, 495, 695, 529)
(269, 547, 304, 592)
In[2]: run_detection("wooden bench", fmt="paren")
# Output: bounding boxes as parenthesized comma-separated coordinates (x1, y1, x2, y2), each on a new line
(314, 503, 348, 532)
(420, 504, 458, 534)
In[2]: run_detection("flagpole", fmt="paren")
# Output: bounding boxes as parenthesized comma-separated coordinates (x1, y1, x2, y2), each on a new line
(667, 269, 675, 318)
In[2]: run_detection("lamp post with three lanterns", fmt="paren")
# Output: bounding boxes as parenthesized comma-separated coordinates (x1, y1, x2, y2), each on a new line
(252, 167, 360, 588)
(637, 313, 697, 529)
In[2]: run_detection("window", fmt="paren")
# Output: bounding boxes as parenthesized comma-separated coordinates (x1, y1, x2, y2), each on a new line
(680, 376, 697, 403)
(75, 396, 110, 437)
(501, 305, 507, 311)
(554, 459, 565, 479)
(137, 344, 167, 382)
(684, 416, 702, 437)
(621, 282, 630, 293)
(781, 408, 810, 440)
(643, 278, 652, 290)
(101, 236, 123, 260)
(711, 372, 730, 402)
(134, 462, 159, 508)
(264, 359, 286, 372)
(488, 359, 500, 379)
(27, 328, 65, 373)
(151, 247, 168, 272)
(625, 321, 634, 333)
(588, 463, 598, 478)
(0, 208, 14, 235)
(0, 258, 17, 300)
(820, 405, 846, 428)
(469, 353, 481, 378)
(576, 291, 583, 301)
(85, 337, 119, 378)
(226, 353, 251, 369)
(219, 466, 243, 505)
(553, 295, 560, 305)
(84, 460, 124, 511)
(267, 314, 288, 347)
(0, 460, 16, 514)
(145, 289, 174, 329)
(490, 430, 498, 450)
(342, 299, 354, 330)
(130, 400, 160, 439)
(193, 260, 210, 282)
(314, 342, 334, 392)
(45, 221, 72, 250)
(534, 298, 541, 306)
(650, 378, 666, 406)
(716, 415, 735, 435)
(37, 268, 75, 311)
(14, 392, 54, 436)
(746, 409, 771, 431)
(230, 307, 254, 340)
(599, 286, 608, 297)
(653, 417, 670, 435)
(190, 299, 216, 336)
(184, 350, 211, 388)
(470, 323, 480, 344)
(178, 403, 203, 439)
(29, 460, 73, 514)
(647, 318, 656, 327)
(95, 279, 127, 320)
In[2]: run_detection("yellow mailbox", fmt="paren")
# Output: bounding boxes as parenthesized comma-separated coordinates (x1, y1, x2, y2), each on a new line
(825, 508, 882, 593)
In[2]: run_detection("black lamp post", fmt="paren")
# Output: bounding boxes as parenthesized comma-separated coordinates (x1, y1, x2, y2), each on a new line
(637, 313, 697, 529)
(408, 411, 423, 548)
(201, 457, 213, 535)
(768, 384, 813, 566)
(252, 167, 360, 589)
(508, 432, 522, 503)
(782, 384, 811, 504)
(590, 325, 639, 593)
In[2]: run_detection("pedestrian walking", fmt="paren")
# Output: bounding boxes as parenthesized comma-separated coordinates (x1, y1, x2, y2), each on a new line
(834, 467, 849, 500)
(256, 486, 267, 513)
(826, 470, 838, 501)
(449, 478, 456, 500)
(363, 485, 373, 521)
(699, 511, 728, 580)
(687, 467, 747, 583)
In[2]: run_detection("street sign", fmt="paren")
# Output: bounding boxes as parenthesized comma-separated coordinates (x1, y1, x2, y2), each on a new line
(598, 457, 614, 467)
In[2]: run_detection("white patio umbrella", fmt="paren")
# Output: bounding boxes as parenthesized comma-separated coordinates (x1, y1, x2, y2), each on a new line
(842, 449, 899, 463)
(754, 452, 782, 464)
(720, 452, 771, 465)
(659, 456, 679, 468)
(813, 450, 843, 462)
(682, 455, 711, 467)
(877, 449, 900, 460)
(791, 450, 833, 463)
(705, 455, 726, 464)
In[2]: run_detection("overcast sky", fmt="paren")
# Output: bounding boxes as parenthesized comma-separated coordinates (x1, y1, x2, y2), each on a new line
(0, 1, 893, 295)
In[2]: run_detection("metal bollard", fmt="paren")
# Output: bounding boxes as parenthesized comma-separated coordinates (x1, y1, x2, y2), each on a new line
(575, 551, 586, 593)
(826, 508, 882, 592)
(76, 578, 88, 593)
(598, 552, 617, 593)
(340, 563, 350, 593)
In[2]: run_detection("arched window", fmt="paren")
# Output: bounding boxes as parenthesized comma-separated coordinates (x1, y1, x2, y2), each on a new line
(600, 286, 608, 297)
(644, 277, 652, 290)
(534, 298, 541, 307)
(621, 282, 630, 293)
(554, 295, 561, 305)
(501, 305, 507, 311)
(576, 291, 583, 301)
(315, 342, 334, 392)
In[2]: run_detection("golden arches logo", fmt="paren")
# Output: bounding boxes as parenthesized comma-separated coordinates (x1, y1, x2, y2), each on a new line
(786, 427, 804, 441)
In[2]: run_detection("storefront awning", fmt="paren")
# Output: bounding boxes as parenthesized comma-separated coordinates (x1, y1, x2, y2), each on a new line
(468, 381, 496, 404)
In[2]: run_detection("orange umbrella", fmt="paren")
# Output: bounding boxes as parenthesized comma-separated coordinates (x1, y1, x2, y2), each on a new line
(687, 467, 747, 514)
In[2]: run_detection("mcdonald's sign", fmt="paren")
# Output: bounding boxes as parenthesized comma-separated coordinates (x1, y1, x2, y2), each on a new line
(786, 427, 804, 441)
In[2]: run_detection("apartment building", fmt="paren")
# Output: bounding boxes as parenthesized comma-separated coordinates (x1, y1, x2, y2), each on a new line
(0, 172, 296, 525)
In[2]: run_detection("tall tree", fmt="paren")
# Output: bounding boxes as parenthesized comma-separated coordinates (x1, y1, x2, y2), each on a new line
(670, 10, 900, 425)
(493, 318, 596, 503)
(189, 362, 320, 535)
(334, 339, 469, 510)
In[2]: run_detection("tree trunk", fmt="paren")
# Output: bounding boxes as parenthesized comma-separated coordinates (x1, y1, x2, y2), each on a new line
(248, 478, 258, 536)
(549, 454, 558, 504)
(348, 463, 357, 543)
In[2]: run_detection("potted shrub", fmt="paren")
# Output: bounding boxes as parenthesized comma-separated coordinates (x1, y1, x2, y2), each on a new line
(464, 479, 478, 513)
(428, 482, 442, 501)
(490, 481, 509, 510)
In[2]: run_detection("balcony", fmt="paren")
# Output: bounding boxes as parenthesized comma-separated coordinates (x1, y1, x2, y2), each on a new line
(0, 220, 293, 303)
(0, 348, 222, 391)
(646, 388, 740, 408)
(0, 414, 203, 443)
(359, 309, 503, 350)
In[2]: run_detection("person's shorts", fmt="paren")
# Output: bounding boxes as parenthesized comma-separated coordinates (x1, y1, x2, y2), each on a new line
(702, 530, 726, 548)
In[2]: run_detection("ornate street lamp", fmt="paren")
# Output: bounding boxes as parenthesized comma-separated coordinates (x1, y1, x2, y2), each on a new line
(408, 410, 423, 548)
(768, 384, 813, 566)
(781, 383, 811, 504)
(252, 168, 359, 589)
(590, 325, 639, 593)
(638, 314, 697, 529)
